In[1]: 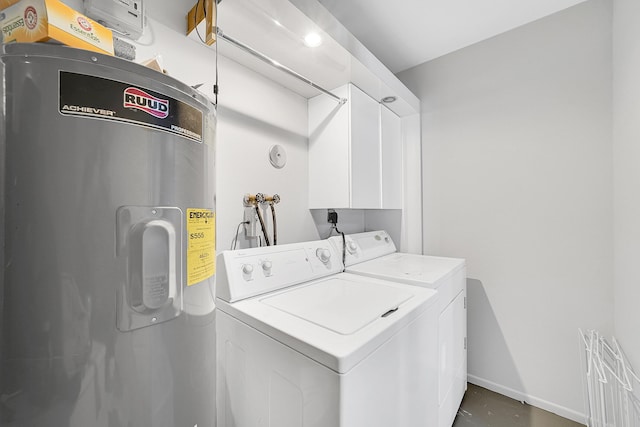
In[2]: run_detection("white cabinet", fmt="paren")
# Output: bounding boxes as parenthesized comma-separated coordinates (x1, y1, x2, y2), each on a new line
(380, 105, 403, 209)
(350, 84, 382, 208)
(308, 84, 384, 209)
(308, 85, 350, 209)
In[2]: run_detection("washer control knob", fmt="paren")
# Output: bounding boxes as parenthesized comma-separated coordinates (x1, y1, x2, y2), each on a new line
(261, 260, 273, 276)
(241, 264, 254, 280)
(316, 248, 331, 263)
(347, 241, 358, 253)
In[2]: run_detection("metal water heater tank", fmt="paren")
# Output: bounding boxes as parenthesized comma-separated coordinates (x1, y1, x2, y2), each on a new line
(0, 43, 216, 427)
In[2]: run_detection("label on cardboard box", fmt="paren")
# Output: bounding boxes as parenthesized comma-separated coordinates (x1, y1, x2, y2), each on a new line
(0, 0, 113, 55)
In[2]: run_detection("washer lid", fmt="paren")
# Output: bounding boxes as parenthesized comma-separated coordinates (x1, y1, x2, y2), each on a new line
(347, 253, 465, 288)
(262, 277, 413, 335)
(216, 272, 438, 373)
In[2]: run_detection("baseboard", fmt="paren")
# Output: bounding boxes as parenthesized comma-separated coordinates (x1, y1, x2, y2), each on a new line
(467, 374, 586, 425)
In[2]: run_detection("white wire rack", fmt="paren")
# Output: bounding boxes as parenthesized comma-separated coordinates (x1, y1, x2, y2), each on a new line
(579, 329, 640, 427)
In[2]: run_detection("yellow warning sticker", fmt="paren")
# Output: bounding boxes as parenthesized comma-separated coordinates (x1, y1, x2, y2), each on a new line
(186, 208, 216, 286)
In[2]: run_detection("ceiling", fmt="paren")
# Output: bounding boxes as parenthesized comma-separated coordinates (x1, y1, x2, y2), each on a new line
(146, 0, 592, 114)
(188, 0, 420, 115)
(317, 0, 589, 73)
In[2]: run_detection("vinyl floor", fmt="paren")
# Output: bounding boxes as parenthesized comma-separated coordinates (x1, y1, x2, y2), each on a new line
(452, 384, 586, 427)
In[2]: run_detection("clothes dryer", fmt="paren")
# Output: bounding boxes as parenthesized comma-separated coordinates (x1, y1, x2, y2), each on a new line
(215, 239, 439, 427)
(330, 231, 466, 427)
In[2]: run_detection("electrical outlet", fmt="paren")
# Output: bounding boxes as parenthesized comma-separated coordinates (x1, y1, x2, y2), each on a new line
(244, 207, 259, 238)
(327, 209, 338, 225)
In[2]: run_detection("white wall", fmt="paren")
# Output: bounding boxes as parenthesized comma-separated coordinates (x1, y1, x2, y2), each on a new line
(312, 209, 366, 239)
(214, 57, 320, 249)
(398, 0, 613, 421)
(94, 9, 325, 250)
(65, 0, 389, 247)
(613, 0, 640, 373)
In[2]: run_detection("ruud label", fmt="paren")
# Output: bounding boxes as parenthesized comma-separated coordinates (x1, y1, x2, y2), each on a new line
(123, 87, 169, 119)
(59, 71, 204, 143)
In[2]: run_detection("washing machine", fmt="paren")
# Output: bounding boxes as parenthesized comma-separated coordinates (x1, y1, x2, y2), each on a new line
(330, 231, 466, 427)
(215, 239, 440, 427)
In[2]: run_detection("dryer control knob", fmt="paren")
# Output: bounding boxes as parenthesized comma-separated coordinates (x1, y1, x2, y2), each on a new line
(241, 264, 254, 280)
(316, 248, 331, 263)
(261, 260, 273, 276)
(347, 241, 358, 253)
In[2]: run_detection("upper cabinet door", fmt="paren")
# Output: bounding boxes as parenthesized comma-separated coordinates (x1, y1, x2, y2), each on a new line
(349, 84, 382, 209)
(308, 85, 351, 209)
(308, 83, 390, 210)
(380, 105, 403, 209)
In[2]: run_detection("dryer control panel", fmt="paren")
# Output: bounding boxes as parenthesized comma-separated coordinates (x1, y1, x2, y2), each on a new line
(329, 230, 397, 267)
(216, 240, 342, 303)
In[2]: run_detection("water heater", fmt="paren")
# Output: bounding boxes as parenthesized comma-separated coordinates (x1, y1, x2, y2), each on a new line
(0, 43, 216, 426)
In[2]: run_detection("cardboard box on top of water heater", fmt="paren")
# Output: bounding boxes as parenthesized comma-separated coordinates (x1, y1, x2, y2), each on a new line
(0, 0, 114, 55)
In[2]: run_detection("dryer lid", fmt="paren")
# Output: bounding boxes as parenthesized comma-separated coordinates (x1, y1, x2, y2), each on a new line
(262, 276, 413, 335)
(348, 253, 465, 287)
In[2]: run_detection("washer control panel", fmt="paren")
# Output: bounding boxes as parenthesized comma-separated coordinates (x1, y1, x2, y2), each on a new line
(217, 240, 342, 303)
(261, 260, 273, 276)
(241, 263, 254, 279)
(316, 248, 332, 263)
